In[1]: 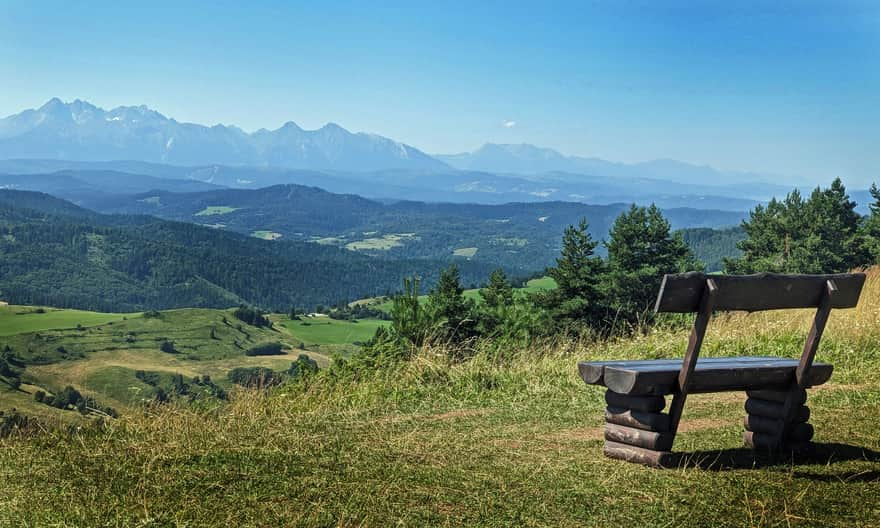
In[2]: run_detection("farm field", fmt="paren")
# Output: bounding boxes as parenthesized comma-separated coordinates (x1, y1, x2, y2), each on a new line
(276, 316, 388, 355)
(0, 306, 331, 417)
(345, 233, 416, 251)
(0, 305, 139, 337)
(195, 205, 241, 216)
(453, 246, 478, 257)
(360, 275, 558, 313)
(251, 230, 283, 240)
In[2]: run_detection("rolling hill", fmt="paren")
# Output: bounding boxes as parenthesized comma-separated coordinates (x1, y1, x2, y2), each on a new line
(0, 190, 499, 312)
(73, 183, 748, 271)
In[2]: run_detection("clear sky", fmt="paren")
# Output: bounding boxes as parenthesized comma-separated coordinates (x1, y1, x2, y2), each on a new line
(1, 1, 878, 184)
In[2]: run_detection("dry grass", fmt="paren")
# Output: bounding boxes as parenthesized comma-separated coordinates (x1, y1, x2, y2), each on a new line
(1, 269, 879, 526)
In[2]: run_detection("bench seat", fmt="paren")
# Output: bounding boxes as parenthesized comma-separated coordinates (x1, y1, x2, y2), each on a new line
(578, 356, 833, 396)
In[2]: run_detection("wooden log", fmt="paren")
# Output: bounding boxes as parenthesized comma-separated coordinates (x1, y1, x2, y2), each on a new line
(606, 406, 671, 432)
(744, 430, 814, 451)
(743, 431, 781, 450)
(603, 440, 675, 467)
(579, 357, 777, 388)
(743, 414, 784, 436)
(603, 358, 833, 395)
(789, 422, 815, 443)
(604, 423, 675, 451)
(745, 399, 810, 422)
(747, 388, 807, 405)
(654, 272, 865, 313)
(605, 391, 666, 413)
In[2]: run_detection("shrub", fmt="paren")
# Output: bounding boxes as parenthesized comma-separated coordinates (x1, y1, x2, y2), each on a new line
(244, 342, 285, 356)
(233, 306, 271, 328)
(227, 367, 283, 388)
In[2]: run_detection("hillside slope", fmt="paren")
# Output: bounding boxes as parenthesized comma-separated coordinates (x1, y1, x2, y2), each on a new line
(2, 270, 878, 526)
(79, 184, 748, 271)
(0, 190, 498, 311)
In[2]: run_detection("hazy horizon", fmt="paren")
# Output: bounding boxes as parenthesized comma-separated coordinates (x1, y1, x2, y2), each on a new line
(1, 2, 878, 184)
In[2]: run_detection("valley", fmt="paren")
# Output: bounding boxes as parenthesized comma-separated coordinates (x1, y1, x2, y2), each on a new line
(0, 275, 560, 419)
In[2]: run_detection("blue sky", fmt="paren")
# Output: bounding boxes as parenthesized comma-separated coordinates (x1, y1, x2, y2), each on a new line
(1, 1, 878, 184)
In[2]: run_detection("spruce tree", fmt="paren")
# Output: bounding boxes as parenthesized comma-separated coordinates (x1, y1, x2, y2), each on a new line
(480, 269, 514, 309)
(605, 204, 698, 327)
(536, 218, 605, 330)
(727, 179, 868, 273)
(863, 183, 880, 262)
(427, 264, 477, 342)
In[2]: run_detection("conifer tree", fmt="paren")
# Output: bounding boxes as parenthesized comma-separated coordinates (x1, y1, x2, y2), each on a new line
(605, 204, 698, 327)
(861, 183, 880, 263)
(727, 178, 868, 273)
(536, 218, 606, 330)
(427, 264, 477, 341)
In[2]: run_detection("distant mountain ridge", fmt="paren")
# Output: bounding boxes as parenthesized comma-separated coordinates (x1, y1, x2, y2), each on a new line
(0, 99, 448, 171)
(437, 143, 796, 188)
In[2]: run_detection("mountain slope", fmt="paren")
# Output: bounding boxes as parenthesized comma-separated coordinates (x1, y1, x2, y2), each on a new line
(81, 183, 748, 272)
(0, 99, 448, 171)
(0, 190, 497, 311)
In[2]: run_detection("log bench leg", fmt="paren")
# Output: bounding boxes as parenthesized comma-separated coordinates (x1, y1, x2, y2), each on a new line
(743, 389, 814, 452)
(602, 390, 675, 467)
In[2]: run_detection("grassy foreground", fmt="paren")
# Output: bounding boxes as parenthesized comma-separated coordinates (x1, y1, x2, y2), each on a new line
(1, 272, 880, 526)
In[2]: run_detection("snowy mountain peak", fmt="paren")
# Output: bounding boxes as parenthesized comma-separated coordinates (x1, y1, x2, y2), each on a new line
(0, 99, 449, 172)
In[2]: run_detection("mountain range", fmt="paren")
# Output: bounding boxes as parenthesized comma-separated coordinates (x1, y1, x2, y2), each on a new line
(437, 143, 798, 189)
(0, 98, 447, 171)
(1, 99, 797, 194)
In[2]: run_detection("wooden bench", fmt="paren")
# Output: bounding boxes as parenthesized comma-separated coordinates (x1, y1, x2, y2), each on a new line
(578, 272, 866, 466)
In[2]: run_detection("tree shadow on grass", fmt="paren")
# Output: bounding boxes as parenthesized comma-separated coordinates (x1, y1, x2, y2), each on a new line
(673, 443, 880, 477)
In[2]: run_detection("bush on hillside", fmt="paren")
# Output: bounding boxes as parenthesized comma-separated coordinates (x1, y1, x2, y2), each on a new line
(244, 342, 285, 356)
(233, 306, 271, 328)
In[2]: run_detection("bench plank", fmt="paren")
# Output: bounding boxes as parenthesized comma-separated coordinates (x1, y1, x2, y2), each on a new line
(579, 357, 783, 386)
(581, 356, 832, 395)
(654, 272, 865, 313)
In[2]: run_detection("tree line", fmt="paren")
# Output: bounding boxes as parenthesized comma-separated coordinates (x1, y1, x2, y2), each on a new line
(351, 179, 880, 366)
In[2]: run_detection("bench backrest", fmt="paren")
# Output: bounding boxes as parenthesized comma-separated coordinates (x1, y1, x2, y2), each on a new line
(655, 272, 866, 313)
(654, 271, 866, 437)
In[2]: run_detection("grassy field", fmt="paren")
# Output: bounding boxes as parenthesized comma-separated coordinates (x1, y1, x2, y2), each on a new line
(1, 270, 879, 525)
(0, 307, 331, 416)
(346, 233, 416, 251)
(453, 246, 478, 257)
(360, 275, 558, 313)
(195, 205, 241, 216)
(275, 316, 389, 356)
(251, 230, 283, 240)
(0, 305, 139, 337)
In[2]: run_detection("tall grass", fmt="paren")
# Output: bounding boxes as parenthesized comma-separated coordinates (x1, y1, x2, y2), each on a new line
(1, 269, 879, 526)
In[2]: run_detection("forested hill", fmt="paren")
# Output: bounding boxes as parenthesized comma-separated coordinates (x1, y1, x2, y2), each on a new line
(0, 190, 499, 312)
(79, 183, 747, 271)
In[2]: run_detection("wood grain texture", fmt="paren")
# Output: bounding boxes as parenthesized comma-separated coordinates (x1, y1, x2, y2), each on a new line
(601, 358, 832, 395)
(604, 423, 674, 451)
(603, 440, 675, 467)
(654, 272, 865, 313)
(579, 357, 778, 387)
(747, 388, 807, 405)
(605, 407, 671, 432)
(745, 399, 810, 422)
(604, 391, 666, 413)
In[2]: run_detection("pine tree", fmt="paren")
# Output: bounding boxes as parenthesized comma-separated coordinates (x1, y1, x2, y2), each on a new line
(389, 276, 426, 347)
(727, 179, 868, 273)
(605, 204, 698, 327)
(861, 183, 880, 263)
(536, 218, 606, 330)
(480, 269, 514, 309)
(427, 264, 477, 342)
